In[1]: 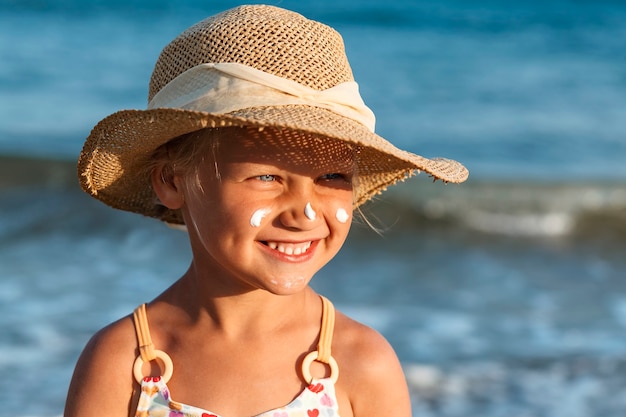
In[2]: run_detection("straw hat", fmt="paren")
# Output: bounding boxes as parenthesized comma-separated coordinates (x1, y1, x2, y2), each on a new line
(78, 4, 468, 224)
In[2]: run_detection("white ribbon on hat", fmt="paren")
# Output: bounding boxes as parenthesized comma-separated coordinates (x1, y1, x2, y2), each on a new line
(148, 62, 376, 132)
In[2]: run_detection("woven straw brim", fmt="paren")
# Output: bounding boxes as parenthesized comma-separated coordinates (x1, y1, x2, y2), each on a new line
(78, 105, 468, 224)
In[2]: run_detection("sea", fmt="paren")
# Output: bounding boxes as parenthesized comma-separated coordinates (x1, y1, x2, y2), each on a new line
(1, 0, 626, 416)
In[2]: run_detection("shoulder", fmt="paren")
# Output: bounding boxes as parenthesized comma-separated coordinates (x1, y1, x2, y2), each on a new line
(333, 310, 412, 417)
(64, 313, 139, 416)
(333, 311, 403, 379)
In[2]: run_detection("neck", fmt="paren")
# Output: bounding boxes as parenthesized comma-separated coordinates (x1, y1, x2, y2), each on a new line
(165, 265, 320, 339)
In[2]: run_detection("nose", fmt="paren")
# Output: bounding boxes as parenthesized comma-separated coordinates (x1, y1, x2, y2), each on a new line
(277, 187, 320, 230)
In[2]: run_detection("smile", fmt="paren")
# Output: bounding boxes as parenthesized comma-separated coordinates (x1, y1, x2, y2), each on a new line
(264, 241, 312, 255)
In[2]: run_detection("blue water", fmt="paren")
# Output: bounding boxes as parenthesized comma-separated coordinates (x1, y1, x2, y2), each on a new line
(2, 1, 626, 416)
(3, 0, 626, 179)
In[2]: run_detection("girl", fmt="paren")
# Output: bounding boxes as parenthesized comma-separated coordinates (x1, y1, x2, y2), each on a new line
(65, 5, 468, 417)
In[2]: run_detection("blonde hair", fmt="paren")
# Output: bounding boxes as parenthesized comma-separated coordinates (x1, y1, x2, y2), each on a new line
(148, 128, 220, 186)
(145, 126, 373, 225)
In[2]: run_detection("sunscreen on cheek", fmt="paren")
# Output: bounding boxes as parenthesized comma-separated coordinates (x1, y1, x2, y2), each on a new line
(250, 208, 271, 227)
(336, 208, 350, 224)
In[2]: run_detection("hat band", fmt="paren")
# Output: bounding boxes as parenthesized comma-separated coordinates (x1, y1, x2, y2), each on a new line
(148, 62, 376, 132)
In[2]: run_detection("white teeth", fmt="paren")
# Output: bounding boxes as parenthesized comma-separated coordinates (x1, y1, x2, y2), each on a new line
(266, 241, 312, 255)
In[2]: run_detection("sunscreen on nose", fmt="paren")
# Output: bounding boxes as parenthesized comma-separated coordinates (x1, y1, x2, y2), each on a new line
(304, 202, 316, 221)
(336, 208, 350, 224)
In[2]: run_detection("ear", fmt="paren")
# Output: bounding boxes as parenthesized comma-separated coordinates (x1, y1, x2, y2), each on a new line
(151, 165, 185, 209)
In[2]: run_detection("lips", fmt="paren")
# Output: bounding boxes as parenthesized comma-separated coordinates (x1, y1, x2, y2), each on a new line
(264, 241, 312, 255)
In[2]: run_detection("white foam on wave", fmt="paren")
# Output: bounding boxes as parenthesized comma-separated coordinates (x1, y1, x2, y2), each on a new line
(404, 356, 626, 417)
(462, 210, 575, 237)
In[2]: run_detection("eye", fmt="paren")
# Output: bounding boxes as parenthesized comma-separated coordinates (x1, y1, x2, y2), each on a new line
(319, 173, 351, 182)
(256, 174, 276, 182)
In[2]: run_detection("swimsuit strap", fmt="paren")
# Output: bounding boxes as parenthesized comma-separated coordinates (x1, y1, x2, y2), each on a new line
(133, 303, 155, 362)
(301, 295, 339, 384)
(132, 304, 174, 383)
(317, 295, 335, 363)
(132, 296, 338, 384)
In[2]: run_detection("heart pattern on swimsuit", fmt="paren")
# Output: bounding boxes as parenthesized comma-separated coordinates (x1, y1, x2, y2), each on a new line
(308, 383, 324, 393)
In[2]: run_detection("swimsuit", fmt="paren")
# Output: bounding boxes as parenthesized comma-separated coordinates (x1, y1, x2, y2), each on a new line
(132, 296, 340, 417)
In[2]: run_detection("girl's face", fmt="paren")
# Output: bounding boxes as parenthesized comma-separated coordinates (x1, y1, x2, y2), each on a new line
(177, 128, 355, 295)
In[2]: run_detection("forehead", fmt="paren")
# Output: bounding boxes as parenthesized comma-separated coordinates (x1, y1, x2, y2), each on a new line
(215, 127, 356, 172)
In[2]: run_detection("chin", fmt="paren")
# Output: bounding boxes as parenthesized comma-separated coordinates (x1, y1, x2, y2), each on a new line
(267, 275, 309, 294)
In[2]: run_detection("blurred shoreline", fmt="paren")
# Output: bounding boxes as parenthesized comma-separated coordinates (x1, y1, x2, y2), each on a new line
(4, 152, 626, 189)
(0, 154, 78, 189)
(2, 153, 624, 247)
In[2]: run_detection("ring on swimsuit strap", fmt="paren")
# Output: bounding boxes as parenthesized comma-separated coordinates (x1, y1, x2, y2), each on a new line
(133, 349, 174, 384)
(302, 350, 339, 384)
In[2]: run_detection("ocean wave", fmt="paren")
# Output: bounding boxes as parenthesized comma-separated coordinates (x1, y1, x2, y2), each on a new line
(2, 155, 625, 242)
(360, 178, 626, 242)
